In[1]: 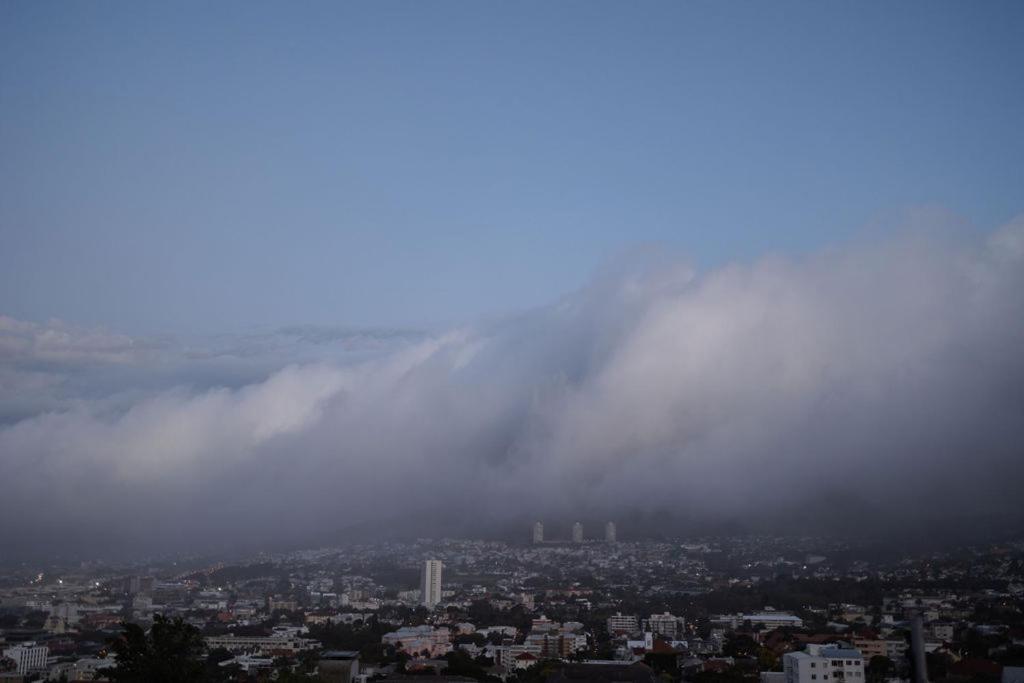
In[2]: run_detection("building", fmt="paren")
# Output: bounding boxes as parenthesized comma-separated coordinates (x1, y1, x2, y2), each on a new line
(498, 643, 543, 668)
(531, 616, 558, 632)
(714, 612, 804, 630)
(319, 650, 360, 683)
(525, 632, 587, 659)
(514, 652, 539, 671)
(607, 612, 639, 635)
(119, 575, 155, 595)
(533, 522, 544, 544)
(204, 633, 320, 655)
(931, 623, 955, 642)
(605, 521, 617, 543)
(783, 645, 864, 683)
(885, 638, 908, 661)
(646, 612, 683, 640)
(383, 626, 452, 658)
(422, 560, 443, 609)
(851, 638, 886, 660)
(572, 522, 583, 543)
(2, 642, 49, 675)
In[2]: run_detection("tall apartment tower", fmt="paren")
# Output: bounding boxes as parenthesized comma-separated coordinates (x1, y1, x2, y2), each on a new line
(605, 521, 617, 543)
(533, 521, 544, 544)
(421, 560, 442, 609)
(572, 522, 583, 543)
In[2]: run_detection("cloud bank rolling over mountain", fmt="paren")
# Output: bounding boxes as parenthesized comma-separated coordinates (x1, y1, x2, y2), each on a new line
(2, 216, 1023, 559)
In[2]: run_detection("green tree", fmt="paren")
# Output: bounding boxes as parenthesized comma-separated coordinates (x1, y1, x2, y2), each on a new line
(866, 656, 894, 683)
(103, 615, 209, 683)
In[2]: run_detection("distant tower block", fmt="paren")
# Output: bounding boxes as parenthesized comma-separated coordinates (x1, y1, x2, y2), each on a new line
(532, 521, 544, 544)
(572, 521, 583, 543)
(605, 521, 617, 543)
(421, 560, 442, 609)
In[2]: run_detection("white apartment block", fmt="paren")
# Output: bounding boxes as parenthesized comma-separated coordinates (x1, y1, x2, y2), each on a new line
(2, 642, 49, 675)
(783, 645, 865, 683)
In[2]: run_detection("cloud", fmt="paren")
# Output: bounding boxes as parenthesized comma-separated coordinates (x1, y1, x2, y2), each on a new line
(1, 216, 1023, 558)
(0, 316, 152, 366)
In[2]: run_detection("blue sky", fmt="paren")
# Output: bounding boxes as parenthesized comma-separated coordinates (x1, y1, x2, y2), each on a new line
(2, 1, 1022, 334)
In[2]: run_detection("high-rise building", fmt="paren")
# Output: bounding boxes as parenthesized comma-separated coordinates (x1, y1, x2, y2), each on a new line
(533, 521, 544, 544)
(421, 560, 443, 609)
(572, 522, 583, 543)
(605, 521, 617, 543)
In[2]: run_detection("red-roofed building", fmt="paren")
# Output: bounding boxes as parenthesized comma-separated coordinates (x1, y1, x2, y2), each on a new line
(514, 652, 538, 671)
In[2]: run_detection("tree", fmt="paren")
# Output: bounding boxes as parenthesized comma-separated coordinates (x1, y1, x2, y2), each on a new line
(103, 615, 209, 682)
(723, 633, 758, 659)
(866, 656, 894, 683)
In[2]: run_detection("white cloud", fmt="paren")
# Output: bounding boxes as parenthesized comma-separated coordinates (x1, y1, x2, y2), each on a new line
(1, 215, 1023, 556)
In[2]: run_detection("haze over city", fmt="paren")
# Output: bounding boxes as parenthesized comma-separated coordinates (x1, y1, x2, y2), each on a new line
(6, 4, 1024, 683)
(2, 1, 1023, 561)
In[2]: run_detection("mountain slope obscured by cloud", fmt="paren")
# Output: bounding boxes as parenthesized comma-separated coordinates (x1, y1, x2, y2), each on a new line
(2, 217, 1023, 558)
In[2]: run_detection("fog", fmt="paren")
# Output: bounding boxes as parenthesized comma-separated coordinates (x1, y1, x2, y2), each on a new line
(2, 217, 1023, 560)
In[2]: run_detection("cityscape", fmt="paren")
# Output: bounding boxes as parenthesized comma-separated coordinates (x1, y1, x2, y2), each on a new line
(3, 529, 1024, 682)
(3, 1, 1024, 682)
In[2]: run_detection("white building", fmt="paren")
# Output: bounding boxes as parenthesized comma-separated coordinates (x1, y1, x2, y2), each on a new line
(2, 642, 49, 675)
(572, 522, 583, 543)
(421, 560, 443, 609)
(382, 625, 452, 658)
(783, 645, 865, 683)
(714, 612, 804, 630)
(204, 633, 319, 655)
(605, 521, 617, 543)
(533, 522, 544, 544)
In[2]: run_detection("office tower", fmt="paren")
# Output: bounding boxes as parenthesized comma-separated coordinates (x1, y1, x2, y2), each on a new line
(421, 560, 442, 608)
(572, 522, 583, 543)
(605, 521, 617, 543)
(533, 521, 544, 543)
